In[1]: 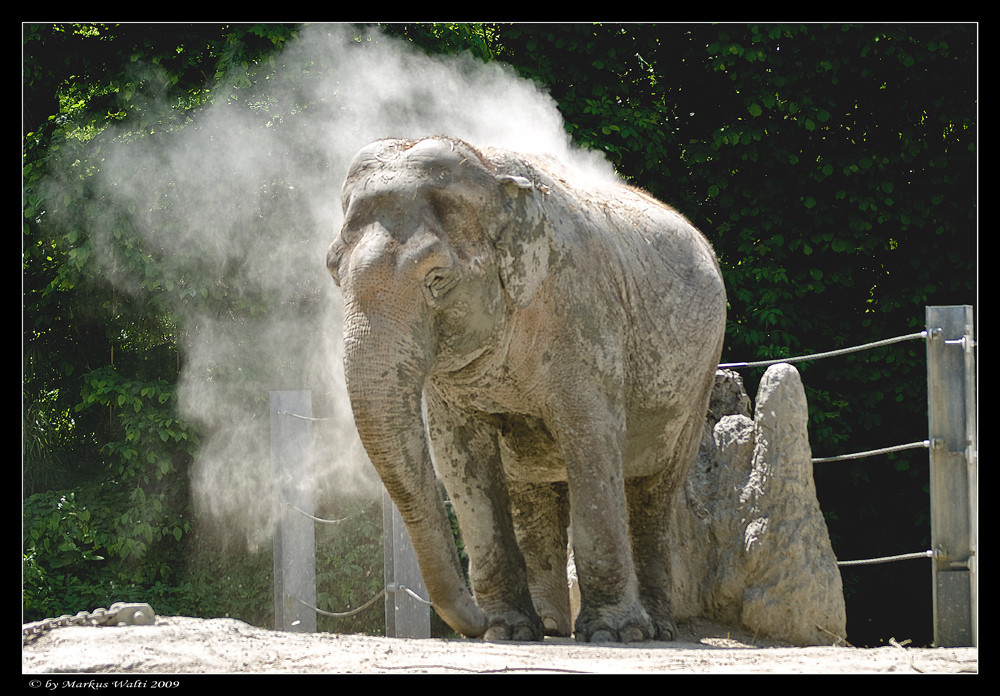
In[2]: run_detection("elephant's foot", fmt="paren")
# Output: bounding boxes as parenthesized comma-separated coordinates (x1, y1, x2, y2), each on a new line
(481, 610, 545, 642)
(652, 616, 677, 642)
(532, 599, 572, 637)
(574, 601, 656, 643)
(641, 596, 678, 641)
(541, 615, 570, 637)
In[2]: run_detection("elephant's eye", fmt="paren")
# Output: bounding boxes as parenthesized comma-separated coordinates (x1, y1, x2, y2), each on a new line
(426, 268, 459, 300)
(339, 221, 361, 246)
(338, 210, 360, 245)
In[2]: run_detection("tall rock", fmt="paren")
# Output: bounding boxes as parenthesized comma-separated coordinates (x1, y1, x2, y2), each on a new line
(669, 364, 847, 645)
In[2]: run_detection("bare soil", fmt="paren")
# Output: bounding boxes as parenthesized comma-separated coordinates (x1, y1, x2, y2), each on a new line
(22, 615, 977, 675)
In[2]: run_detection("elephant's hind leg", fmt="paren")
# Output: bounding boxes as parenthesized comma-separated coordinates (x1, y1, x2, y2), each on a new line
(625, 410, 704, 641)
(626, 469, 682, 641)
(509, 480, 573, 636)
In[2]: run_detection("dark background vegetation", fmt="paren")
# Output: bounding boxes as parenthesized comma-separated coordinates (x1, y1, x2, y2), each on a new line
(23, 22, 976, 646)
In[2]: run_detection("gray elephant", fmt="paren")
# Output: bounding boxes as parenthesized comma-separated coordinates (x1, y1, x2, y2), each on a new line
(327, 136, 726, 642)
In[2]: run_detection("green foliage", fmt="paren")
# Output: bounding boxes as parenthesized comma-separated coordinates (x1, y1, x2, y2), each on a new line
(23, 490, 109, 616)
(23, 365, 197, 620)
(382, 23, 496, 62)
(24, 481, 165, 620)
(77, 366, 196, 479)
(485, 24, 680, 186)
(23, 22, 298, 623)
(164, 540, 274, 625)
(314, 501, 385, 635)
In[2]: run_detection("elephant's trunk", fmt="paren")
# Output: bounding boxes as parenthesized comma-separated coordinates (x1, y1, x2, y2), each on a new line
(342, 304, 488, 638)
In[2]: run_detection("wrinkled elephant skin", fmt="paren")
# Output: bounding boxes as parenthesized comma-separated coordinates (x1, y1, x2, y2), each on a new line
(327, 136, 726, 642)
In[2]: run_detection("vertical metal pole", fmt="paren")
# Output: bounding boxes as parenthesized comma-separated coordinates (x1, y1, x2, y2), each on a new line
(926, 306, 977, 647)
(382, 487, 431, 638)
(270, 390, 317, 633)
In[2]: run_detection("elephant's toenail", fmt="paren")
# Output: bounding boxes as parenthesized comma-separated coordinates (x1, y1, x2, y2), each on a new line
(483, 625, 510, 641)
(589, 629, 615, 643)
(511, 624, 536, 641)
(620, 625, 646, 642)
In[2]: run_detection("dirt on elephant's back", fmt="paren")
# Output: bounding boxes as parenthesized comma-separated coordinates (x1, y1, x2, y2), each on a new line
(22, 615, 977, 675)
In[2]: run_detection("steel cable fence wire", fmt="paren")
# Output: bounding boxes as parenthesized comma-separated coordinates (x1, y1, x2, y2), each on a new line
(721, 329, 939, 567)
(291, 590, 387, 618)
(837, 550, 934, 567)
(289, 584, 432, 621)
(718, 330, 929, 369)
(812, 439, 937, 463)
(283, 497, 380, 524)
(284, 499, 436, 620)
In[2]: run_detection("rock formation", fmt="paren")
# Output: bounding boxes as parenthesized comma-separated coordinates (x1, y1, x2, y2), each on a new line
(668, 363, 847, 645)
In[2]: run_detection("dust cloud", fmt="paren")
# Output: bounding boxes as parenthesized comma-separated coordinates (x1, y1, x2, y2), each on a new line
(57, 24, 616, 548)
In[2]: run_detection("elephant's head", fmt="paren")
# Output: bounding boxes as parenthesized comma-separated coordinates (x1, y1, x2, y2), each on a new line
(326, 137, 551, 637)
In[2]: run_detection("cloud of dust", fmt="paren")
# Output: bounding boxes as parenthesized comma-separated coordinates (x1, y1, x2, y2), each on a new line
(63, 24, 617, 549)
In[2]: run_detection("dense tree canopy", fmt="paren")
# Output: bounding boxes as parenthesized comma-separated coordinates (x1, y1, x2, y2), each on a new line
(23, 22, 976, 645)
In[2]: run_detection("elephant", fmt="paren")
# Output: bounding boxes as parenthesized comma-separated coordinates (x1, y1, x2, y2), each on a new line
(326, 135, 727, 642)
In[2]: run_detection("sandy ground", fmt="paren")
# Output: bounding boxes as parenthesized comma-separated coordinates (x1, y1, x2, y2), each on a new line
(22, 615, 977, 675)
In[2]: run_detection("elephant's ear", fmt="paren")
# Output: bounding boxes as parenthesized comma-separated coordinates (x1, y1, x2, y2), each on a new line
(490, 174, 552, 308)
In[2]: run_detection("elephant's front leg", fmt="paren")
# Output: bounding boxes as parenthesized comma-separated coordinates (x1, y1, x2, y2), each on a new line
(424, 389, 544, 641)
(550, 389, 656, 643)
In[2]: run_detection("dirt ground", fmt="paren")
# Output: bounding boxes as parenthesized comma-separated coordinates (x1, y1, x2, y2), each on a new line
(22, 615, 977, 675)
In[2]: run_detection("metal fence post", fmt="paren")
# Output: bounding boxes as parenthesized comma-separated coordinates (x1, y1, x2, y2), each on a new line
(925, 306, 977, 647)
(270, 390, 317, 632)
(382, 487, 431, 638)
